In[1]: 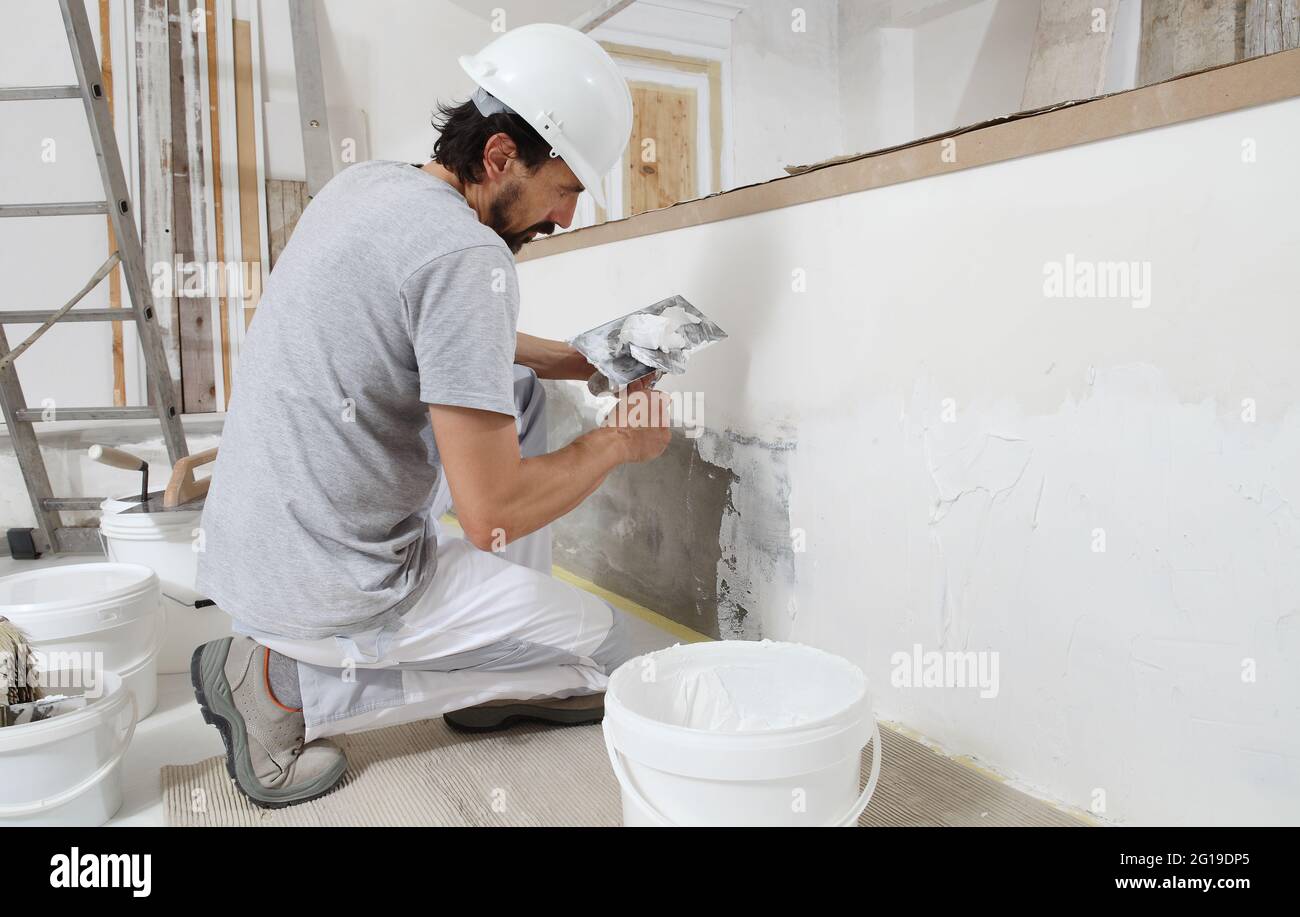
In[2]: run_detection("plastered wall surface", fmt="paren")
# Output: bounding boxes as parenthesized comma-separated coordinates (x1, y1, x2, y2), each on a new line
(515, 97, 1300, 825)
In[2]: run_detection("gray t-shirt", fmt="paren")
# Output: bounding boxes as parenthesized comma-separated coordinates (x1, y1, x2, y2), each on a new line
(196, 160, 519, 640)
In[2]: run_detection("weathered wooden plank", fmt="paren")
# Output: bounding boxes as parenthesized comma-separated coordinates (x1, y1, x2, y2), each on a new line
(266, 178, 308, 268)
(1022, 1, 1119, 109)
(99, 0, 126, 408)
(1139, 0, 1248, 86)
(1245, 0, 1300, 56)
(173, 0, 217, 413)
(206, 0, 235, 408)
(204, 0, 233, 407)
(233, 18, 263, 330)
(134, 0, 181, 398)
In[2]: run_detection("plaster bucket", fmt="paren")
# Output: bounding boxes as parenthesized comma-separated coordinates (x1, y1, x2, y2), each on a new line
(0, 668, 137, 826)
(602, 640, 882, 827)
(99, 497, 232, 674)
(0, 563, 163, 719)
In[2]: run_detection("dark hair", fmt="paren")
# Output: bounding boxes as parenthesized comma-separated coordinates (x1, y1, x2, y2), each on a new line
(431, 98, 552, 186)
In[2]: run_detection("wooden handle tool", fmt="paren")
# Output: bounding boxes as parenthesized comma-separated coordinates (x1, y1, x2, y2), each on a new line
(164, 447, 218, 508)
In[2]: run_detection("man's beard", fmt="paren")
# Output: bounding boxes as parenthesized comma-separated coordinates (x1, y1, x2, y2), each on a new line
(489, 179, 556, 254)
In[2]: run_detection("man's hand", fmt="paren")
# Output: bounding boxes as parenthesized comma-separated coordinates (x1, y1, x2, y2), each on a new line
(603, 384, 672, 463)
(429, 389, 667, 551)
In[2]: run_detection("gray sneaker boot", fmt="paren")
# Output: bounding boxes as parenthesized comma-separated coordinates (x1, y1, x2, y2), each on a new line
(443, 693, 605, 733)
(191, 636, 347, 808)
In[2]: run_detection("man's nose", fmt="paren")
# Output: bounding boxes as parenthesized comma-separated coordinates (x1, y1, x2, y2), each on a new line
(550, 197, 577, 230)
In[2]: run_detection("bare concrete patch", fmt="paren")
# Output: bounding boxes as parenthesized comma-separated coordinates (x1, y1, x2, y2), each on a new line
(544, 381, 796, 640)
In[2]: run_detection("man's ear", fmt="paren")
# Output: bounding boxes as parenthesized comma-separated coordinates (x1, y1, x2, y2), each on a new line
(481, 132, 518, 183)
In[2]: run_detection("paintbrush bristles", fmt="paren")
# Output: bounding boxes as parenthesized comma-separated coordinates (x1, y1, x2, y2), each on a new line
(0, 616, 42, 707)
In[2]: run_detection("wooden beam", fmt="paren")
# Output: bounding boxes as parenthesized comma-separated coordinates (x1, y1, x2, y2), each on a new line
(99, 0, 126, 408)
(171, 0, 217, 413)
(204, 0, 232, 407)
(1245, 0, 1300, 56)
(1139, 0, 1246, 86)
(267, 179, 308, 268)
(133, 0, 181, 399)
(233, 18, 263, 330)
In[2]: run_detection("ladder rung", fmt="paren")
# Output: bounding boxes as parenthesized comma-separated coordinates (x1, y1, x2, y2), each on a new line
(0, 201, 109, 218)
(1, 308, 137, 324)
(0, 85, 80, 101)
(14, 406, 162, 422)
(42, 497, 106, 511)
(54, 527, 103, 555)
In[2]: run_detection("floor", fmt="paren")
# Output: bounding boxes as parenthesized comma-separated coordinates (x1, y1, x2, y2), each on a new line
(1, 550, 1086, 827)
(114, 609, 682, 826)
(0, 548, 682, 826)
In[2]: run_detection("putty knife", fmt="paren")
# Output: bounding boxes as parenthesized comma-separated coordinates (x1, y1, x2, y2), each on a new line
(570, 294, 727, 394)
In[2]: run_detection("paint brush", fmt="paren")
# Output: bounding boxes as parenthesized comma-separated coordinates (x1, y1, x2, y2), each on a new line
(0, 615, 42, 726)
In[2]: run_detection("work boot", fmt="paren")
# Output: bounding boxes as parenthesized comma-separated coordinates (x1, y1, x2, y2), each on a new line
(190, 636, 348, 808)
(443, 693, 605, 733)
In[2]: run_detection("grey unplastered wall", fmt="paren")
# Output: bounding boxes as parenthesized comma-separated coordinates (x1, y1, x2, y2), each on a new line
(544, 380, 796, 640)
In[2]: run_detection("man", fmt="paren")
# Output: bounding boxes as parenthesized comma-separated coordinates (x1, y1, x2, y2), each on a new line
(192, 24, 670, 808)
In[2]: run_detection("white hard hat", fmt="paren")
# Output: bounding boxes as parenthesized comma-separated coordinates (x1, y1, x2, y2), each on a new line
(458, 24, 632, 209)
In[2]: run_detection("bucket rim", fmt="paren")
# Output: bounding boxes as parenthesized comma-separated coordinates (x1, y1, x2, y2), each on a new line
(0, 669, 128, 751)
(99, 498, 201, 529)
(0, 562, 159, 617)
(605, 639, 871, 738)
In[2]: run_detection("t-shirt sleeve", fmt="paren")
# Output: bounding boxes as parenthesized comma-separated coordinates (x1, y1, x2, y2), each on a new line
(401, 244, 519, 418)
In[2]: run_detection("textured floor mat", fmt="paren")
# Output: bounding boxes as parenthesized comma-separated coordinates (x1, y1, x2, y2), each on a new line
(163, 719, 1085, 827)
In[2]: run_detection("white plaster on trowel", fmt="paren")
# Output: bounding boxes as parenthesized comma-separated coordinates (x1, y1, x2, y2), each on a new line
(618, 305, 702, 352)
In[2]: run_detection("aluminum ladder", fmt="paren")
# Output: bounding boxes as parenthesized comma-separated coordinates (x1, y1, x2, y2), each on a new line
(0, 0, 188, 557)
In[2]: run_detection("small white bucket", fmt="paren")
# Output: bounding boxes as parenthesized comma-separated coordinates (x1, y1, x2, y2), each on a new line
(0, 668, 137, 826)
(0, 563, 163, 719)
(603, 640, 882, 827)
(99, 498, 231, 674)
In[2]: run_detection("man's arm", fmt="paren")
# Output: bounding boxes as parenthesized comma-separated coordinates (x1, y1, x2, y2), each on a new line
(429, 384, 670, 552)
(515, 331, 594, 380)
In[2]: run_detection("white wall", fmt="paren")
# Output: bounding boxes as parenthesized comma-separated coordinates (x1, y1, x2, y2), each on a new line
(838, 4, 915, 153)
(257, 0, 504, 180)
(514, 98, 1300, 825)
(911, 0, 1040, 137)
(730, 0, 845, 184)
(835, 0, 1043, 160)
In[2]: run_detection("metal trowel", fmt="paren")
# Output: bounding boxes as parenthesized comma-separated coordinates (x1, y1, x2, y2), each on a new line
(88, 444, 217, 513)
(569, 294, 727, 395)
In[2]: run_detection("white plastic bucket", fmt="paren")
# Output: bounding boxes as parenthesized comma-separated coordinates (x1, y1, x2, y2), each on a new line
(0, 668, 137, 827)
(603, 640, 882, 827)
(0, 563, 163, 719)
(99, 498, 231, 674)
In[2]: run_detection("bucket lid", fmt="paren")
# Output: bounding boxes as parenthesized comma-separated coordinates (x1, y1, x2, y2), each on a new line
(0, 563, 158, 616)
